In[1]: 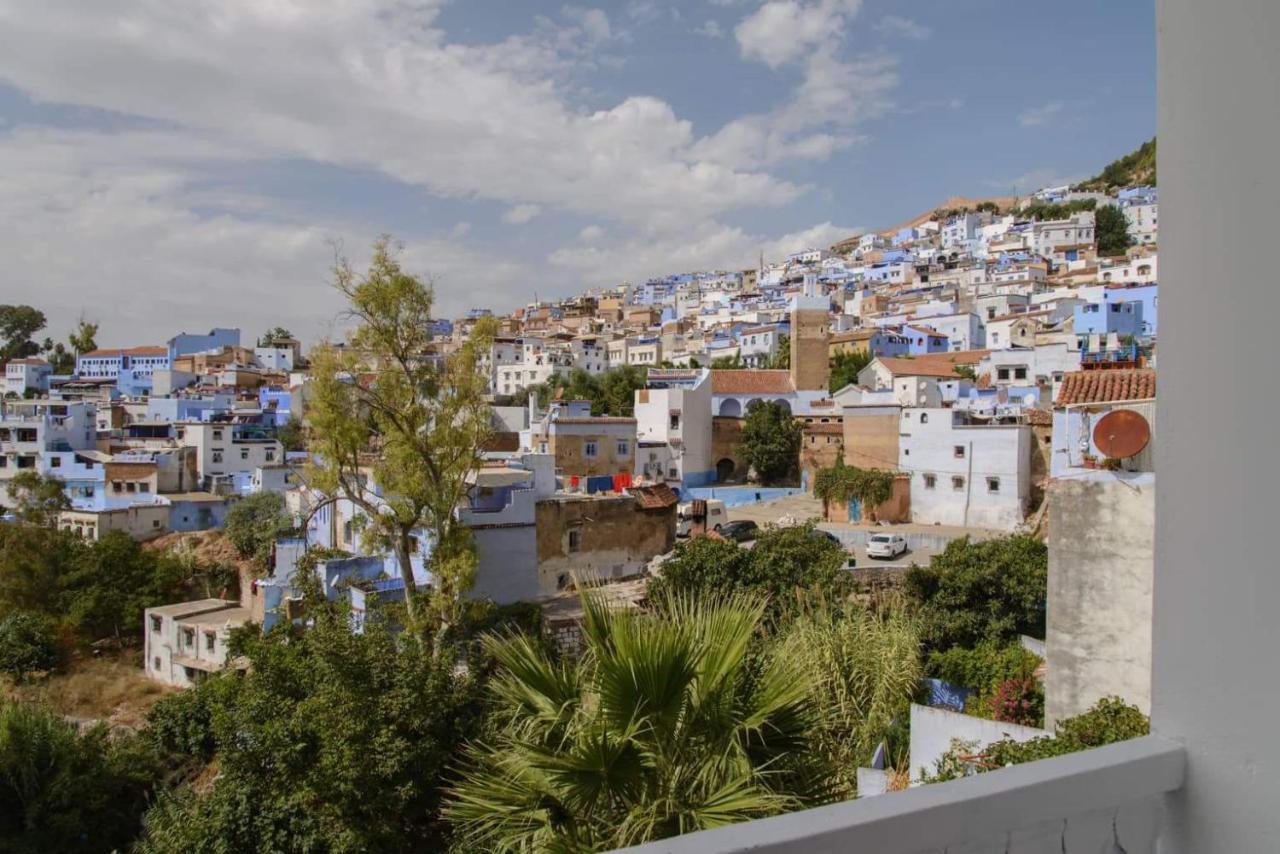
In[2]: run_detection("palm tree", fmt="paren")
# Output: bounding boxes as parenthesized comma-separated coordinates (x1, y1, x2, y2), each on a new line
(445, 591, 823, 852)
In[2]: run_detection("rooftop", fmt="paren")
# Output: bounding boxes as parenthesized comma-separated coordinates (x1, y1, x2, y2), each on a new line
(711, 369, 794, 394)
(1055, 369, 1156, 406)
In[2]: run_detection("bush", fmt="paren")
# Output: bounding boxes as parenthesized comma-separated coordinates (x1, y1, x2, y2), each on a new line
(145, 675, 240, 760)
(0, 611, 64, 680)
(989, 677, 1044, 728)
(926, 641, 1041, 692)
(224, 492, 291, 572)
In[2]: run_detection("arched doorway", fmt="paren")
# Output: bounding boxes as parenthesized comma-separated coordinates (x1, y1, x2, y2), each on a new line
(718, 398, 741, 417)
(716, 458, 736, 482)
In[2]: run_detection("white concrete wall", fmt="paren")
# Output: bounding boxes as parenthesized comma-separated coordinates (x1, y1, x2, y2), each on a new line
(909, 703, 1048, 783)
(1153, 2, 1280, 851)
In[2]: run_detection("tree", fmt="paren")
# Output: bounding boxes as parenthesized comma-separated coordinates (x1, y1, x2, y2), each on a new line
(140, 596, 485, 853)
(903, 535, 1048, 654)
(649, 522, 845, 621)
(306, 237, 495, 631)
(0, 701, 160, 852)
(445, 590, 822, 851)
(258, 326, 294, 346)
(2, 470, 70, 527)
(710, 353, 743, 369)
(42, 341, 75, 374)
(594, 364, 647, 416)
(274, 416, 307, 452)
(1095, 204, 1133, 256)
(776, 600, 921, 798)
(0, 305, 46, 362)
(224, 492, 292, 572)
(0, 612, 64, 681)
(766, 334, 791, 369)
(828, 348, 871, 393)
(739, 399, 801, 485)
(59, 531, 189, 642)
(68, 318, 99, 358)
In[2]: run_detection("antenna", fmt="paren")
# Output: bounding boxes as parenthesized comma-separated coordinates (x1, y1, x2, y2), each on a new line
(1092, 409, 1151, 459)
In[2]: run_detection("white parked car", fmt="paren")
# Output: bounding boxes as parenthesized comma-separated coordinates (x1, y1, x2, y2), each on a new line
(867, 533, 908, 559)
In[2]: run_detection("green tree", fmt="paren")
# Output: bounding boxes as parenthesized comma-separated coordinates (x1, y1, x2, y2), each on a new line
(0, 701, 160, 852)
(739, 399, 802, 485)
(306, 237, 495, 630)
(903, 535, 1048, 654)
(776, 600, 921, 798)
(0, 305, 46, 362)
(140, 597, 485, 853)
(67, 318, 99, 358)
(828, 348, 871, 393)
(275, 416, 307, 452)
(1095, 204, 1134, 256)
(766, 334, 791, 369)
(0, 612, 64, 681)
(445, 590, 821, 851)
(258, 326, 294, 346)
(594, 364, 648, 416)
(0, 526, 78, 618)
(2, 470, 70, 527)
(224, 491, 292, 572)
(710, 353, 744, 369)
(59, 531, 189, 642)
(650, 522, 845, 621)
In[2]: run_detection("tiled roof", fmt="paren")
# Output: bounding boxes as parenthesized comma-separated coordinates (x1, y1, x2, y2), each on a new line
(711, 369, 794, 394)
(1055, 369, 1156, 406)
(1025, 408, 1054, 426)
(629, 483, 678, 509)
(875, 357, 963, 378)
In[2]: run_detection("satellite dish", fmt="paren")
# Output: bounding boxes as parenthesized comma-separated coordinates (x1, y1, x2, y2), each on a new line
(1093, 409, 1151, 459)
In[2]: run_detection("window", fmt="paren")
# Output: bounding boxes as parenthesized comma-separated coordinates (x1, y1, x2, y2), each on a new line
(212, 429, 223, 440)
(539, 442, 548, 454)
(954, 445, 966, 458)
(154, 656, 161, 671)
(584, 441, 598, 458)
(923, 473, 936, 489)
(568, 528, 581, 552)
(1014, 367, 1028, 380)
(182, 628, 195, 648)
(265, 449, 275, 462)
(616, 440, 629, 456)
(112, 481, 123, 493)
(920, 413, 929, 424)
(997, 367, 1010, 381)
(212, 450, 223, 463)
(669, 413, 680, 429)
(240, 448, 249, 460)
(50, 456, 61, 468)
(151, 616, 162, 633)
(952, 476, 966, 491)
(153, 519, 161, 528)
(668, 467, 678, 479)
(140, 483, 150, 493)
(205, 632, 216, 653)
(987, 477, 1001, 493)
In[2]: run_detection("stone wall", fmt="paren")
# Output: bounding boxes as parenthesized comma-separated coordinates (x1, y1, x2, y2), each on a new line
(535, 495, 675, 594)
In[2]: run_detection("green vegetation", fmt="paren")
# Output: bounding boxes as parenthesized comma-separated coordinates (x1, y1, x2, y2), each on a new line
(739, 398, 802, 485)
(0, 611, 64, 681)
(1018, 197, 1096, 221)
(649, 522, 845, 620)
(710, 352, 744, 368)
(224, 491, 293, 573)
(275, 416, 307, 452)
(546, 364, 650, 416)
(1095, 203, 1134, 256)
(904, 535, 1048, 654)
(766, 334, 791, 369)
(0, 304, 47, 361)
(0, 700, 161, 852)
(926, 640, 1041, 706)
(1077, 137, 1157, 191)
(257, 326, 294, 346)
(828, 348, 871, 393)
(925, 697, 1149, 782)
(306, 237, 495, 630)
(813, 458, 896, 521)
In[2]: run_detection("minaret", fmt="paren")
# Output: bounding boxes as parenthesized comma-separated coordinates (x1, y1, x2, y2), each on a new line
(790, 271, 830, 391)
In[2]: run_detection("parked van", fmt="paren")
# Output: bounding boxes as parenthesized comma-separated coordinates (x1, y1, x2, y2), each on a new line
(676, 499, 728, 537)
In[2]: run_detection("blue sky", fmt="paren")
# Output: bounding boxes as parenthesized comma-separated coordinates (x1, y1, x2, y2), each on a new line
(0, 0, 1154, 346)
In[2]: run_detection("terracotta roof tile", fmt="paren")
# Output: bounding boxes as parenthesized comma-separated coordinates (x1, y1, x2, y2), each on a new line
(711, 369, 794, 394)
(81, 346, 167, 358)
(1054, 369, 1155, 406)
(629, 483, 678, 509)
(1025, 408, 1054, 426)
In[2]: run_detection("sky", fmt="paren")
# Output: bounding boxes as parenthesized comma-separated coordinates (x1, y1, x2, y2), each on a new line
(0, 0, 1155, 347)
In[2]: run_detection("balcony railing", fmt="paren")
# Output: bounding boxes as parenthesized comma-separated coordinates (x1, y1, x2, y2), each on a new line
(614, 736, 1184, 854)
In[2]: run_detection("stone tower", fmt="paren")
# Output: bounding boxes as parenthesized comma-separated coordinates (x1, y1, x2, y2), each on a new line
(790, 271, 830, 392)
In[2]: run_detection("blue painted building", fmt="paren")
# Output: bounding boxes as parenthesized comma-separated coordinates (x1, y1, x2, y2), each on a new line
(1074, 300, 1144, 339)
(901, 325, 951, 355)
(167, 328, 240, 363)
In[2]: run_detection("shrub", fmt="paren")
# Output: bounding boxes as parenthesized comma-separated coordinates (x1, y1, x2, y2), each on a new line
(989, 677, 1044, 728)
(926, 641, 1041, 692)
(0, 611, 64, 681)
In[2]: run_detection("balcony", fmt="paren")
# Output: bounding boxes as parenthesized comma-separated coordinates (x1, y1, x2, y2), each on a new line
(616, 736, 1183, 854)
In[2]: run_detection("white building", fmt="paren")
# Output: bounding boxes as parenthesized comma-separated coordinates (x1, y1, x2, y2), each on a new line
(3, 358, 52, 396)
(144, 599, 250, 688)
(76, 346, 170, 380)
(922, 312, 986, 351)
(738, 324, 784, 367)
(253, 346, 295, 372)
(0, 398, 97, 501)
(173, 421, 283, 491)
(1031, 212, 1095, 258)
(899, 408, 1031, 530)
(1124, 202, 1159, 245)
(633, 368, 714, 488)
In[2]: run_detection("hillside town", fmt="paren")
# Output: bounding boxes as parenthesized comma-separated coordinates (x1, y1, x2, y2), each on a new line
(0, 156, 1161, 849)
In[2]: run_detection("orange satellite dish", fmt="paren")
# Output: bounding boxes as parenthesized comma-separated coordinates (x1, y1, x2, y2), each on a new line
(1093, 409, 1151, 459)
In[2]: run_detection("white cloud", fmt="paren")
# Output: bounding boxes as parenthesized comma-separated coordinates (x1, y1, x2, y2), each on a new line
(1019, 101, 1064, 127)
(0, 125, 526, 345)
(578, 224, 606, 242)
(559, 6, 613, 45)
(734, 0, 862, 68)
(875, 15, 930, 40)
(502, 203, 543, 225)
(0, 0, 801, 232)
(450, 221, 472, 237)
(694, 19, 724, 38)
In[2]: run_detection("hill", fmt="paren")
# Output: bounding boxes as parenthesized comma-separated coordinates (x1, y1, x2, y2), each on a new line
(1075, 137, 1156, 191)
